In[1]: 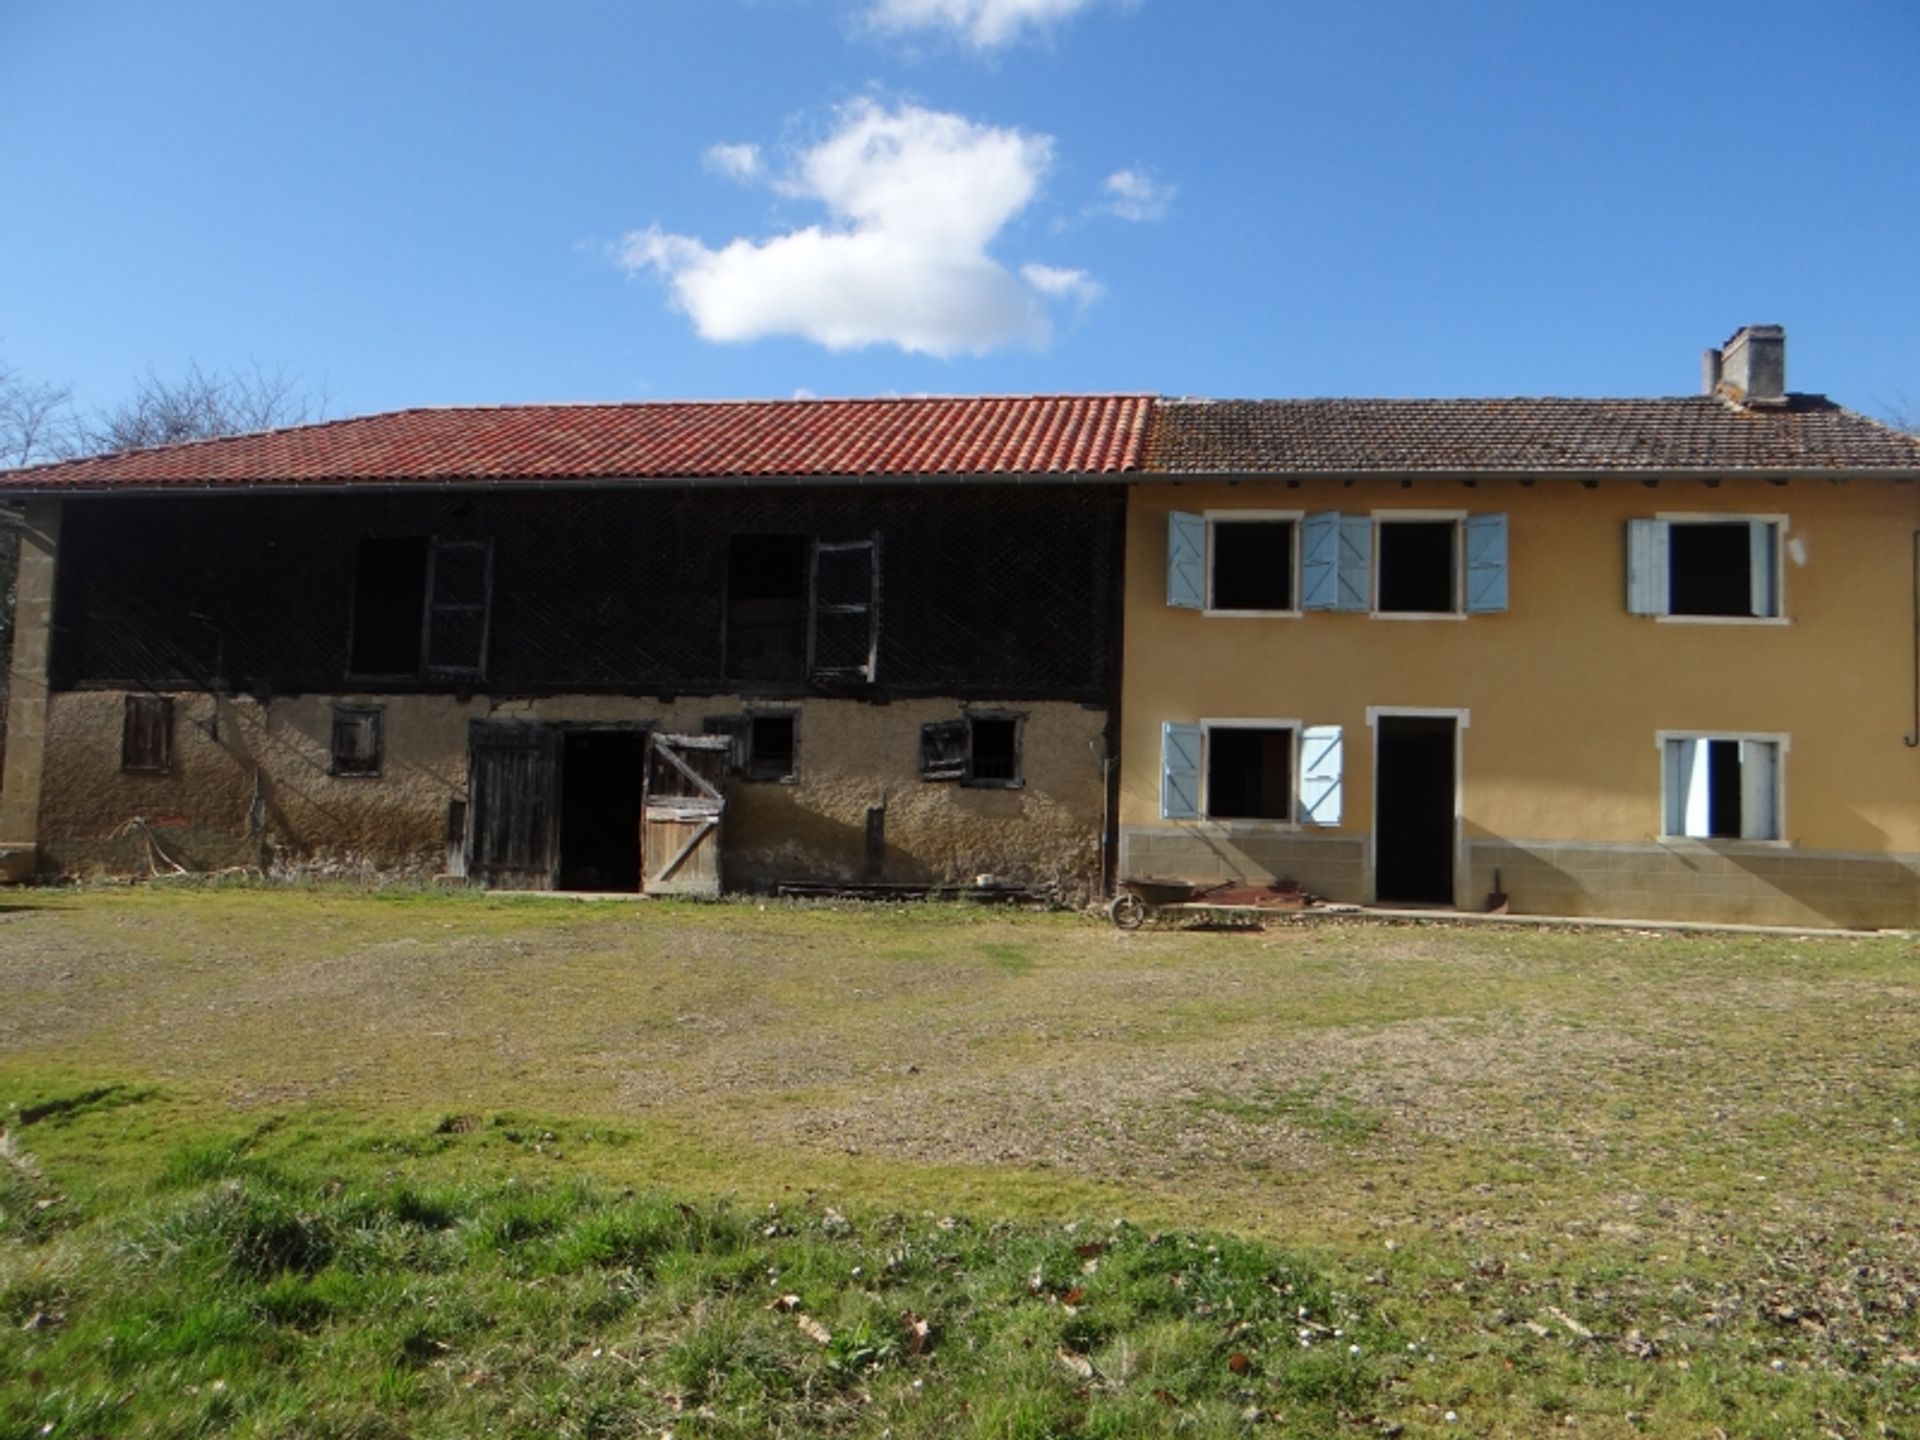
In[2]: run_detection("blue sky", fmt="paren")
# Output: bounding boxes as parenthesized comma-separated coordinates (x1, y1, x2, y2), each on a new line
(3, 0, 1917, 421)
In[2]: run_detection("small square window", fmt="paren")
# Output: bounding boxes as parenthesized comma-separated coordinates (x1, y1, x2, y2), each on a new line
(1662, 734, 1781, 840)
(1210, 518, 1295, 611)
(121, 694, 173, 773)
(921, 713, 1023, 787)
(1377, 520, 1458, 613)
(703, 710, 799, 781)
(1206, 724, 1294, 820)
(331, 706, 384, 777)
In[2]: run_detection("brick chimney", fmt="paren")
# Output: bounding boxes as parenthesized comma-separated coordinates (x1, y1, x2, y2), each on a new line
(1707, 325, 1786, 406)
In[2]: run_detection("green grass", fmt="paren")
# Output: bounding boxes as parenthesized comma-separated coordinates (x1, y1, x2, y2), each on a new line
(4, 1109, 1400, 1439)
(2, 884, 1917, 1436)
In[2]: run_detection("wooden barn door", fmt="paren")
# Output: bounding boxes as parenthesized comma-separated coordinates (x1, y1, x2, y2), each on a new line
(466, 721, 562, 889)
(642, 733, 729, 897)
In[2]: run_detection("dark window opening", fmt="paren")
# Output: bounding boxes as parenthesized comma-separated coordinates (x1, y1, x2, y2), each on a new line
(1377, 521, 1457, 613)
(966, 716, 1020, 785)
(726, 535, 809, 681)
(1205, 726, 1293, 820)
(1703, 738, 1744, 838)
(558, 728, 646, 892)
(331, 705, 384, 777)
(1210, 520, 1295, 610)
(922, 713, 1023, 786)
(749, 713, 797, 780)
(350, 537, 429, 675)
(1668, 523, 1753, 617)
(121, 694, 173, 773)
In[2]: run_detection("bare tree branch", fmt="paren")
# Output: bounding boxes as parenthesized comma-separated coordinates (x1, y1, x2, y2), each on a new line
(0, 361, 77, 468)
(73, 360, 326, 455)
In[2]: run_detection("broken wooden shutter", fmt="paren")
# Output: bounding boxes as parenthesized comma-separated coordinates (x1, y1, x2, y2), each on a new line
(1748, 521, 1778, 618)
(121, 694, 173, 773)
(1626, 519, 1669, 616)
(1298, 725, 1343, 826)
(810, 537, 879, 682)
(920, 719, 968, 781)
(1739, 739, 1778, 840)
(1300, 513, 1340, 610)
(1464, 514, 1509, 614)
(702, 714, 751, 774)
(330, 705, 384, 776)
(425, 539, 493, 676)
(1167, 511, 1206, 609)
(1161, 722, 1203, 820)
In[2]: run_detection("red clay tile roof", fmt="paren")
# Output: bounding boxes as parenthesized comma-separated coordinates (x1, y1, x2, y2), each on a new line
(1147, 396, 1920, 476)
(0, 395, 1153, 491)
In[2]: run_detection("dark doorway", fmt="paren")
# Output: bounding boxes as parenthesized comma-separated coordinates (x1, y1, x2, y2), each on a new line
(1374, 715, 1456, 905)
(558, 728, 647, 892)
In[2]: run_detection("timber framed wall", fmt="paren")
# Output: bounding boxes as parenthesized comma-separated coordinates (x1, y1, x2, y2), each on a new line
(24, 484, 1124, 894)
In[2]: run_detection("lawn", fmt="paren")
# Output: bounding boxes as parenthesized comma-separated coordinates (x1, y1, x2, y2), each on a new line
(1, 886, 1915, 1437)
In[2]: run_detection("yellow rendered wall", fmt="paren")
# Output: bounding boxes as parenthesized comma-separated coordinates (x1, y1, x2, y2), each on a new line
(1121, 477, 1920, 859)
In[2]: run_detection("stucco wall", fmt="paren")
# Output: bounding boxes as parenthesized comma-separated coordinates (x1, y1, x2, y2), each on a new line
(1120, 477, 1920, 928)
(36, 691, 1109, 898)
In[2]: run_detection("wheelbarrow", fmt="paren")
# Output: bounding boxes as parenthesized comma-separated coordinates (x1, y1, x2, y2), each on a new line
(1106, 876, 1233, 930)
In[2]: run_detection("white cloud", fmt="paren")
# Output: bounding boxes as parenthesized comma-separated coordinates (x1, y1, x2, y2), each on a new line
(621, 100, 1096, 357)
(1020, 263, 1101, 306)
(702, 143, 761, 182)
(1103, 167, 1174, 221)
(865, 0, 1100, 49)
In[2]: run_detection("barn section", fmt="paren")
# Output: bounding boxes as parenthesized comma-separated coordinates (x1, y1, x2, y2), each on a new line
(1, 396, 1146, 897)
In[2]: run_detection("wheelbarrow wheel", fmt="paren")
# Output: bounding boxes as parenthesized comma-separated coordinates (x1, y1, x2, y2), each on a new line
(1108, 893, 1148, 930)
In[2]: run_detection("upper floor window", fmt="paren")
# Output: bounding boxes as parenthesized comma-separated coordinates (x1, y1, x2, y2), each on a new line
(1627, 517, 1782, 620)
(725, 533, 879, 684)
(1167, 511, 1507, 616)
(349, 536, 493, 678)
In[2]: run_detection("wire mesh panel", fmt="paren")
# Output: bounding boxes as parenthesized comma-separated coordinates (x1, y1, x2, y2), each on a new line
(51, 484, 1124, 701)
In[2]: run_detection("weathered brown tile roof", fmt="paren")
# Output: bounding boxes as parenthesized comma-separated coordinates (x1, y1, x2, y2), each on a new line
(0, 395, 1153, 491)
(1146, 395, 1920, 476)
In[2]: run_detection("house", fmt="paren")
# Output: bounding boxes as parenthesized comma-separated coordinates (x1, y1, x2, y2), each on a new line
(0, 396, 1147, 897)
(1120, 327, 1920, 929)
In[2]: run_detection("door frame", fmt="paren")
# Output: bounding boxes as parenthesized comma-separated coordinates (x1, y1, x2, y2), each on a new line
(1364, 706, 1470, 908)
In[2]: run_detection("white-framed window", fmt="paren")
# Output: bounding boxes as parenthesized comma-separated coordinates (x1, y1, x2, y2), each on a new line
(1160, 720, 1344, 825)
(1374, 510, 1468, 616)
(1627, 515, 1784, 621)
(1176, 510, 1302, 614)
(1658, 731, 1786, 841)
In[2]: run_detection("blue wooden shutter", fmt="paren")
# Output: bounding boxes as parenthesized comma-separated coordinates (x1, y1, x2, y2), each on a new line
(1748, 521, 1778, 618)
(1300, 513, 1339, 610)
(1664, 736, 1708, 836)
(1464, 514, 1509, 614)
(1334, 516, 1372, 612)
(1167, 512, 1206, 609)
(1298, 725, 1343, 826)
(1161, 722, 1203, 820)
(1627, 519, 1669, 615)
